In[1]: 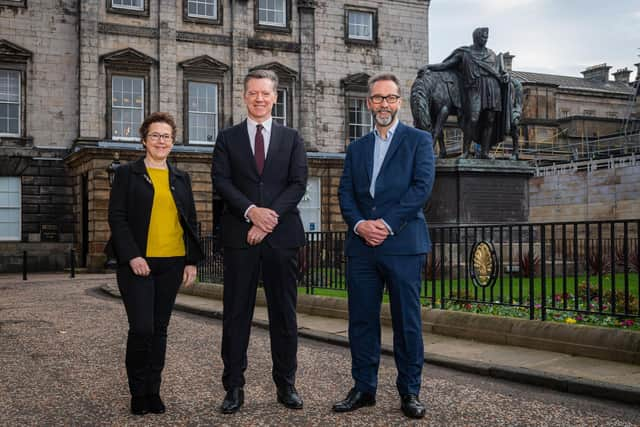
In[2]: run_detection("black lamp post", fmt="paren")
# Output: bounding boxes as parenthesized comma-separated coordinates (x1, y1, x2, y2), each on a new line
(107, 152, 121, 188)
(104, 152, 120, 270)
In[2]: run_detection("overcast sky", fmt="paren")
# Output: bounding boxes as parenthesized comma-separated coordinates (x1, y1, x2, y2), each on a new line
(428, 0, 640, 81)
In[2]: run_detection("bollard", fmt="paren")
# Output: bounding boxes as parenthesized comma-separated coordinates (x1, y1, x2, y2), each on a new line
(70, 248, 75, 278)
(22, 250, 27, 281)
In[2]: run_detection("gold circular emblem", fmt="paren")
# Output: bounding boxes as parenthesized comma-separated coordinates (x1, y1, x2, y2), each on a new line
(469, 240, 498, 288)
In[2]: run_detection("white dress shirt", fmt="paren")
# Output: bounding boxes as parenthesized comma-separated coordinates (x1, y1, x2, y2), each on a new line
(244, 117, 274, 221)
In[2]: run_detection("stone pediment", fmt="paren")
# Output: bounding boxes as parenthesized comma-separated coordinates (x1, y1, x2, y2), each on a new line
(250, 62, 298, 82)
(0, 39, 33, 62)
(179, 55, 229, 74)
(100, 48, 156, 66)
(341, 72, 370, 92)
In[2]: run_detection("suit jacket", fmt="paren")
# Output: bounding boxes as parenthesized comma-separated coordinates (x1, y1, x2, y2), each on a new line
(107, 157, 204, 265)
(212, 120, 308, 249)
(338, 122, 435, 256)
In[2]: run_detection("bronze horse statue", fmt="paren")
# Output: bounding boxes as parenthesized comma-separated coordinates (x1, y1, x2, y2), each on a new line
(410, 69, 465, 158)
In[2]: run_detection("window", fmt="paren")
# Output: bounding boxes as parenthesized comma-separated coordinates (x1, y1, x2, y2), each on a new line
(180, 55, 228, 145)
(102, 48, 154, 140)
(348, 11, 373, 40)
(255, 0, 290, 32)
(560, 109, 570, 118)
(345, 7, 377, 45)
(111, 76, 144, 140)
(272, 88, 288, 126)
(298, 177, 320, 232)
(184, 0, 221, 24)
(258, 0, 286, 26)
(607, 111, 618, 118)
(0, 0, 27, 8)
(0, 70, 20, 137)
(583, 109, 596, 117)
(188, 82, 218, 144)
(112, 0, 143, 10)
(108, 0, 148, 16)
(0, 177, 21, 241)
(348, 97, 372, 144)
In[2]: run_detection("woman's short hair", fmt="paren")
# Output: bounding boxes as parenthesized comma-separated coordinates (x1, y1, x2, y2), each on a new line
(139, 112, 177, 141)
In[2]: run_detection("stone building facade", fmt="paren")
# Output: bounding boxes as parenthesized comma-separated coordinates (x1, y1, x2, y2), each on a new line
(0, 0, 429, 271)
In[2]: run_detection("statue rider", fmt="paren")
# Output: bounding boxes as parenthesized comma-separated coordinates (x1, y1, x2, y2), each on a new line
(423, 27, 510, 158)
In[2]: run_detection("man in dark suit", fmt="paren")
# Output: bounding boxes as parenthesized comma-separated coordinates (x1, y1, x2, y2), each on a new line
(212, 69, 308, 414)
(334, 73, 435, 419)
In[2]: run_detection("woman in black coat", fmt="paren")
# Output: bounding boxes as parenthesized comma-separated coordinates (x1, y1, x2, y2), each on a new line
(108, 112, 204, 415)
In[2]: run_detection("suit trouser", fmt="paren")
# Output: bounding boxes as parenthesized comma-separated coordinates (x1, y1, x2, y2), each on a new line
(346, 252, 425, 396)
(221, 244, 298, 391)
(117, 257, 184, 397)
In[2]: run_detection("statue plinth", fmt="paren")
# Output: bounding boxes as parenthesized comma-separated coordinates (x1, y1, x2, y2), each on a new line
(426, 158, 534, 226)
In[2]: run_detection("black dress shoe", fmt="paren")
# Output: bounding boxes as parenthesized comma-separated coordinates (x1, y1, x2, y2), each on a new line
(147, 394, 166, 414)
(332, 388, 376, 413)
(401, 394, 426, 419)
(277, 385, 303, 409)
(220, 388, 244, 414)
(130, 396, 148, 415)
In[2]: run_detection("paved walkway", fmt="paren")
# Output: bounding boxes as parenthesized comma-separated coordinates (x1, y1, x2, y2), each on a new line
(4, 273, 640, 407)
(96, 276, 640, 405)
(3, 273, 640, 426)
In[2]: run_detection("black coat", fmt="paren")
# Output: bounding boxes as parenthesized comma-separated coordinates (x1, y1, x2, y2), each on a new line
(211, 120, 308, 249)
(108, 157, 204, 266)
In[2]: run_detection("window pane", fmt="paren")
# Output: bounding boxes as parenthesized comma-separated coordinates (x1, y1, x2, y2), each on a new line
(112, 76, 144, 140)
(348, 97, 371, 143)
(112, 0, 143, 10)
(0, 70, 20, 136)
(272, 88, 287, 126)
(188, 82, 218, 144)
(259, 0, 285, 26)
(348, 10, 373, 40)
(0, 177, 20, 240)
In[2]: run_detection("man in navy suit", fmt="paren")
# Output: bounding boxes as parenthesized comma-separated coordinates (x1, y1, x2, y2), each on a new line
(334, 73, 435, 419)
(212, 69, 308, 414)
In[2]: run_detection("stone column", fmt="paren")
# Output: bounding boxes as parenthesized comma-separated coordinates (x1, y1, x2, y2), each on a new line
(297, 0, 317, 150)
(78, 0, 100, 140)
(158, 0, 177, 119)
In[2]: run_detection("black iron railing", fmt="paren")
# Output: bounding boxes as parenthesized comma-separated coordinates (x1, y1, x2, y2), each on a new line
(198, 220, 640, 321)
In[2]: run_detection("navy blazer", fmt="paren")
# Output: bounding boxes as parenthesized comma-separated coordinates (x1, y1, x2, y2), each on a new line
(212, 120, 308, 249)
(338, 122, 435, 256)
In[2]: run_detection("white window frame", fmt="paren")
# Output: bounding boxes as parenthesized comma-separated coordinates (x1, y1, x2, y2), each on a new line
(272, 88, 287, 126)
(0, 177, 21, 241)
(112, 0, 143, 11)
(187, 0, 217, 19)
(347, 10, 373, 41)
(111, 75, 144, 141)
(0, 69, 20, 137)
(298, 177, 321, 232)
(348, 96, 372, 144)
(258, 0, 286, 27)
(188, 81, 218, 145)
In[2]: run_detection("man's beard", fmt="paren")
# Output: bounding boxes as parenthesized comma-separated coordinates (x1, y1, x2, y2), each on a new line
(374, 109, 396, 127)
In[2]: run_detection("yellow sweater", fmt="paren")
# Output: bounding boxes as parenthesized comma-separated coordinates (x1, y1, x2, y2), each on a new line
(145, 167, 186, 257)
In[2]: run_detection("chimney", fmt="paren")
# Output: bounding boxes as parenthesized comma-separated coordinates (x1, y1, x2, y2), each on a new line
(612, 68, 631, 84)
(502, 51, 514, 72)
(581, 63, 611, 82)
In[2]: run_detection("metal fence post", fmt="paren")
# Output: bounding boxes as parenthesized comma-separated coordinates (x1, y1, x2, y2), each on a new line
(70, 248, 75, 278)
(22, 250, 27, 281)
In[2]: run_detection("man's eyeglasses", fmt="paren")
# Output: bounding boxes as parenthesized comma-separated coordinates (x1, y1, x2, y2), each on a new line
(147, 133, 173, 142)
(370, 94, 400, 104)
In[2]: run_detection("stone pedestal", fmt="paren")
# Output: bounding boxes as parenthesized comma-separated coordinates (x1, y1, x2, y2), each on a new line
(426, 159, 535, 226)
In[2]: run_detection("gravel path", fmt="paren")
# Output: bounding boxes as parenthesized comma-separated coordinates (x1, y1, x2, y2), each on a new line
(1, 275, 639, 426)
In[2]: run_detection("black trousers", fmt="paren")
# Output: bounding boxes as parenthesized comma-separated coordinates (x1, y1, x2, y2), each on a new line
(117, 257, 184, 397)
(221, 244, 298, 391)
